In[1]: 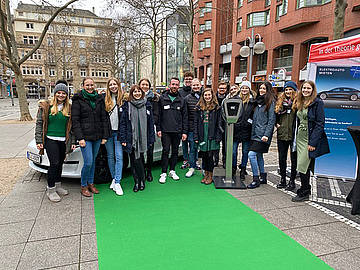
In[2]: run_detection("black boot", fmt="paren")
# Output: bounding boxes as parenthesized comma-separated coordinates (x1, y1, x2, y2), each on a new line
(247, 176, 260, 189)
(139, 179, 145, 191)
(133, 181, 140, 192)
(285, 178, 296, 191)
(277, 176, 287, 189)
(292, 188, 311, 202)
(146, 168, 153, 182)
(239, 166, 246, 180)
(232, 167, 237, 177)
(260, 172, 267, 184)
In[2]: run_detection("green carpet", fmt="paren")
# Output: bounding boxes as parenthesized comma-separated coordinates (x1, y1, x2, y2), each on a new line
(94, 165, 331, 270)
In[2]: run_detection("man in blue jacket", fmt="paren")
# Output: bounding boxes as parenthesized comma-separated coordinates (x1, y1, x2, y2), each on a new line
(156, 77, 188, 183)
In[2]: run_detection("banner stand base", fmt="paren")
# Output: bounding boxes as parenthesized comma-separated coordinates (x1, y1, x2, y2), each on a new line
(213, 175, 247, 189)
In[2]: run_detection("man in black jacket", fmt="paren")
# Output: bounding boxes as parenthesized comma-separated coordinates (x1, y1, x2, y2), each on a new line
(214, 81, 228, 167)
(184, 78, 202, 178)
(178, 71, 194, 169)
(156, 77, 188, 183)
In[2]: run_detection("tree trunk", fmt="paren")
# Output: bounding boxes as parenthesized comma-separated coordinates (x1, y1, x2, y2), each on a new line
(333, 0, 348, 40)
(152, 38, 157, 91)
(14, 68, 33, 121)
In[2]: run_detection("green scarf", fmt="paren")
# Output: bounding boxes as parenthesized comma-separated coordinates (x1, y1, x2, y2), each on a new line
(81, 89, 98, 109)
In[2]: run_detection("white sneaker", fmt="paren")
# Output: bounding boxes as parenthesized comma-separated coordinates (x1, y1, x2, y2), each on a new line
(169, 170, 180, 180)
(159, 173, 167, 184)
(113, 183, 124, 196)
(110, 179, 115, 190)
(185, 168, 195, 178)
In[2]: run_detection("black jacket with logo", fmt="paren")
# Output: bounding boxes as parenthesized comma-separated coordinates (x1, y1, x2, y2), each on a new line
(156, 91, 188, 134)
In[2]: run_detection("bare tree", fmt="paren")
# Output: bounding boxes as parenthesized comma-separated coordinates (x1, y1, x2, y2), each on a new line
(0, 0, 78, 121)
(333, 0, 348, 40)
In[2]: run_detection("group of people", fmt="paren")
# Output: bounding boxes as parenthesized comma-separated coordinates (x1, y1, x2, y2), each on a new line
(35, 71, 329, 204)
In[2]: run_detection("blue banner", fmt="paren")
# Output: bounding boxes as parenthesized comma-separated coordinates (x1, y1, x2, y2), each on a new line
(315, 66, 360, 179)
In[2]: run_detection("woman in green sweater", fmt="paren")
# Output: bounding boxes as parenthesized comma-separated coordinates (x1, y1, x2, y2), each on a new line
(35, 82, 74, 202)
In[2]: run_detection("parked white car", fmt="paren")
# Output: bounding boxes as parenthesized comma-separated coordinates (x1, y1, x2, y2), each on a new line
(26, 135, 181, 179)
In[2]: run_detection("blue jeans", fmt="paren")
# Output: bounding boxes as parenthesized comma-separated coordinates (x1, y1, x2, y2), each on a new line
(232, 140, 250, 168)
(187, 132, 198, 168)
(105, 132, 123, 184)
(182, 139, 189, 161)
(80, 139, 101, 187)
(248, 151, 265, 177)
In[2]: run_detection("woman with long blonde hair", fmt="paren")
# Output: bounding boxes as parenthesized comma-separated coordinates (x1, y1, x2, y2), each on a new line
(275, 81, 298, 190)
(104, 78, 125, 196)
(35, 81, 75, 202)
(194, 88, 222, 185)
(291, 80, 329, 202)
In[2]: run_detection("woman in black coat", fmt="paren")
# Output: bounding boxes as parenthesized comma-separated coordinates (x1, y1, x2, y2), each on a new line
(291, 80, 330, 202)
(119, 85, 155, 192)
(71, 77, 110, 197)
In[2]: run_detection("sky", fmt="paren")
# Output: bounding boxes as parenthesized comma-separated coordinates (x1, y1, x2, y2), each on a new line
(11, 0, 113, 17)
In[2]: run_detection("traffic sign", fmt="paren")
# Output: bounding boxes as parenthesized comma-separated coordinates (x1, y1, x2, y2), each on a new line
(268, 73, 285, 81)
(271, 81, 285, 87)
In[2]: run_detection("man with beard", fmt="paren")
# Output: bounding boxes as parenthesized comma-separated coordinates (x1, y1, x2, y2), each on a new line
(184, 78, 202, 178)
(214, 81, 228, 167)
(157, 77, 188, 183)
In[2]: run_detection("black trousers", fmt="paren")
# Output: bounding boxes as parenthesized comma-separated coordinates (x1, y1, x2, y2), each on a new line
(145, 143, 154, 171)
(161, 132, 181, 173)
(130, 150, 145, 184)
(44, 138, 66, 188)
(202, 151, 215, 172)
(277, 139, 297, 180)
(298, 159, 315, 195)
(214, 134, 225, 164)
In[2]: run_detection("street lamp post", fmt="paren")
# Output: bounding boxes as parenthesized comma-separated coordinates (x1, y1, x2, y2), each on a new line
(239, 28, 266, 83)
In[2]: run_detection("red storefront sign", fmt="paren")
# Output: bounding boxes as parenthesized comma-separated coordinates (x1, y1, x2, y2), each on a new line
(309, 35, 360, 63)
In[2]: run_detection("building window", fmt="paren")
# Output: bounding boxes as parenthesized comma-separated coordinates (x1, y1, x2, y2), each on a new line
(79, 18, 84, 24)
(79, 54, 86, 65)
(23, 36, 38, 45)
(47, 37, 54, 46)
(22, 66, 42, 75)
(94, 19, 98, 23)
(205, 20, 212, 31)
(86, 18, 91, 22)
(66, 39, 72, 47)
(79, 40, 86, 48)
(205, 2, 212, 12)
(95, 29, 102, 35)
(29, 50, 42, 60)
(199, 41, 205, 51)
(78, 27, 85, 33)
(199, 24, 205, 34)
(276, 0, 288, 21)
(199, 8, 205, 17)
(265, 0, 271, 7)
(49, 68, 56, 77)
(297, 0, 330, 8)
(18, 12, 24, 16)
(205, 38, 211, 48)
(66, 70, 73, 80)
(26, 23, 34, 29)
(256, 50, 268, 71)
(238, 0, 243, 8)
(80, 69, 87, 77)
(247, 11, 270, 28)
(239, 57, 248, 74)
(274, 45, 294, 72)
(237, 18, 242, 32)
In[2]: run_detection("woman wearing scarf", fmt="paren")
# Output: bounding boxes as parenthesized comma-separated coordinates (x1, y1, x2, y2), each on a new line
(120, 85, 155, 192)
(71, 77, 110, 197)
(247, 81, 276, 189)
(104, 78, 125, 196)
(275, 81, 298, 191)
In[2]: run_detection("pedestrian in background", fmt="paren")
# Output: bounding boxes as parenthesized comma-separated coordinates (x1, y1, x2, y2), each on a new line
(156, 77, 188, 183)
(214, 81, 228, 167)
(232, 81, 256, 180)
(184, 78, 202, 178)
(35, 82, 74, 202)
(72, 77, 110, 197)
(179, 71, 194, 169)
(194, 88, 222, 185)
(104, 78, 124, 196)
(139, 78, 160, 182)
(247, 81, 276, 189)
(120, 85, 155, 192)
(275, 81, 298, 191)
(291, 80, 329, 202)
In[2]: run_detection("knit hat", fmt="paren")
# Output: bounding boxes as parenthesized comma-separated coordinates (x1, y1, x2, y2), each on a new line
(283, 81, 298, 91)
(240, 80, 251, 89)
(54, 83, 69, 96)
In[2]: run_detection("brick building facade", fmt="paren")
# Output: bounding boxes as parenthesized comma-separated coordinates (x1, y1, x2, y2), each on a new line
(193, 0, 360, 91)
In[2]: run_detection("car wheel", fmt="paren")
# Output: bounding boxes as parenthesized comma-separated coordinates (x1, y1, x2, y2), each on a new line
(319, 93, 327, 100)
(350, 94, 358, 101)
